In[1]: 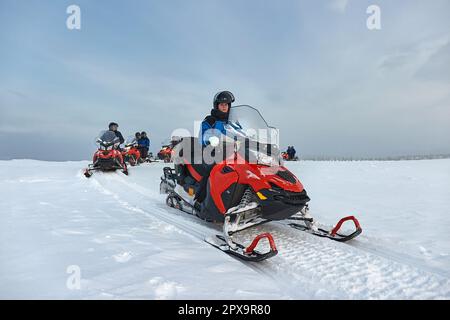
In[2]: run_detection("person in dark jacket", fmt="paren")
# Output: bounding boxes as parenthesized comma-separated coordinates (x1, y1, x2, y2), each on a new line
(286, 146, 292, 160)
(134, 132, 141, 143)
(138, 131, 150, 160)
(290, 146, 296, 160)
(108, 122, 124, 147)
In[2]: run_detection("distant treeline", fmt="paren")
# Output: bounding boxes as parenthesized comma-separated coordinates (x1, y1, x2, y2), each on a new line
(298, 154, 450, 161)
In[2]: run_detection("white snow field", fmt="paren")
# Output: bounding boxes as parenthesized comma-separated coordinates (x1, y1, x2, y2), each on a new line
(0, 159, 449, 299)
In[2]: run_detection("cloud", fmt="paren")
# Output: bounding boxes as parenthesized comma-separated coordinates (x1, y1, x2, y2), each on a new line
(6, 90, 28, 99)
(329, 0, 349, 13)
(0, 124, 33, 134)
(415, 41, 450, 82)
(1, 0, 449, 160)
(378, 52, 412, 71)
(378, 36, 450, 77)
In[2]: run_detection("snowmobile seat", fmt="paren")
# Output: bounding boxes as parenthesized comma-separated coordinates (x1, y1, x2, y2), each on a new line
(171, 137, 218, 202)
(172, 137, 210, 182)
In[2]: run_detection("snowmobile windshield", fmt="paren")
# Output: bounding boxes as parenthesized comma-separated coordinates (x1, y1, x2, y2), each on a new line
(226, 105, 278, 146)
(225, 105, 281, 166)
(96, 130, 120, 150)
(125, 136, 137, 147)
(161, 138, 172, 147)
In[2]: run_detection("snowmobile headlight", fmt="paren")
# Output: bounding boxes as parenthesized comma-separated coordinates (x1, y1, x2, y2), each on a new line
(208, 136, 220, 147)
(258, 154, 275, 166)
(255, 151, 278, 167)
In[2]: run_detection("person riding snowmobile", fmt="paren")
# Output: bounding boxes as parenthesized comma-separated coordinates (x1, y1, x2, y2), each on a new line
(289, 146, 297, 160)
(134, 132, 141, 142)
(138, 131, 150, 160)
(108, 122, 125, 146)
(190, 91, 236, 205)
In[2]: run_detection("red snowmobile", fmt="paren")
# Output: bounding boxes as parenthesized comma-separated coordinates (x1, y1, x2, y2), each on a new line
(160, 105, 362, 262)
(122, 137, 141, 166)
(281, 151, 299, 161)
(84, 130, 128, 178)
(157, 137, 182, 162)
(157, 145, 173, 162)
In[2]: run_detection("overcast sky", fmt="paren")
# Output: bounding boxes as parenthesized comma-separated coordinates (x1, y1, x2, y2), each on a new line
(1, 0, 449, 160)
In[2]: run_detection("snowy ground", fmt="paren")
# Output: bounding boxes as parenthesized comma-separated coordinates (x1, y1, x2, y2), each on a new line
(0, 159, 449, 299)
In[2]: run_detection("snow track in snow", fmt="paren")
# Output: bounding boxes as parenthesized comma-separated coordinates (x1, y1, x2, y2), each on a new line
(89, 165, 450, 299)
(1, 159, 448, 299)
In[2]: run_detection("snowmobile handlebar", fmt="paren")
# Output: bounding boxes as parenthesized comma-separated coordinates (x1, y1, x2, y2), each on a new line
(125, 143, 137, 147)
(212, 135, 279, 157)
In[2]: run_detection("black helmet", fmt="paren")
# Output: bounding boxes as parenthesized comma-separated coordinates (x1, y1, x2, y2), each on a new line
(213, 91, 235, 109)
(141, 131, 147, 136)
(109, 122, 118, 128)
(135, 132, 141, 136)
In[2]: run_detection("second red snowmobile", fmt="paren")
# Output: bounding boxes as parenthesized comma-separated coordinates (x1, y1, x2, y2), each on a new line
(157, 137, 182, 162)
(157, 145, 173, 162)
(281, 151, 299, 161)
(160, 105, 362, 262)
(122, 137, 141, 166)
(84, 130, 128, 178)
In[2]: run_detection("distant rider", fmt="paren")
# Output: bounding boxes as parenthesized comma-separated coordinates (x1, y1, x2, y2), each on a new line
(108, 122, 125, 147)
(138, 131, 150, 160)
(291, 146, 296, 160)
(134, 132, 141, 144)
(286, 146, 293, 160)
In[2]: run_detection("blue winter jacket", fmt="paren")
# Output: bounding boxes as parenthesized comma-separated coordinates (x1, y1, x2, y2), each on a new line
(138, 137, 150, 149)
(199, 119, 227, 146)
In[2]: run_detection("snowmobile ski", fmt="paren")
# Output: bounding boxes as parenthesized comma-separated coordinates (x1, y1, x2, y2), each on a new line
(84, 163, 128, 178)
(165, 190, 278, 262)
(287, 215, 362, 242)
(208, 214, 278, 262)
(205, 233, 278, 262)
